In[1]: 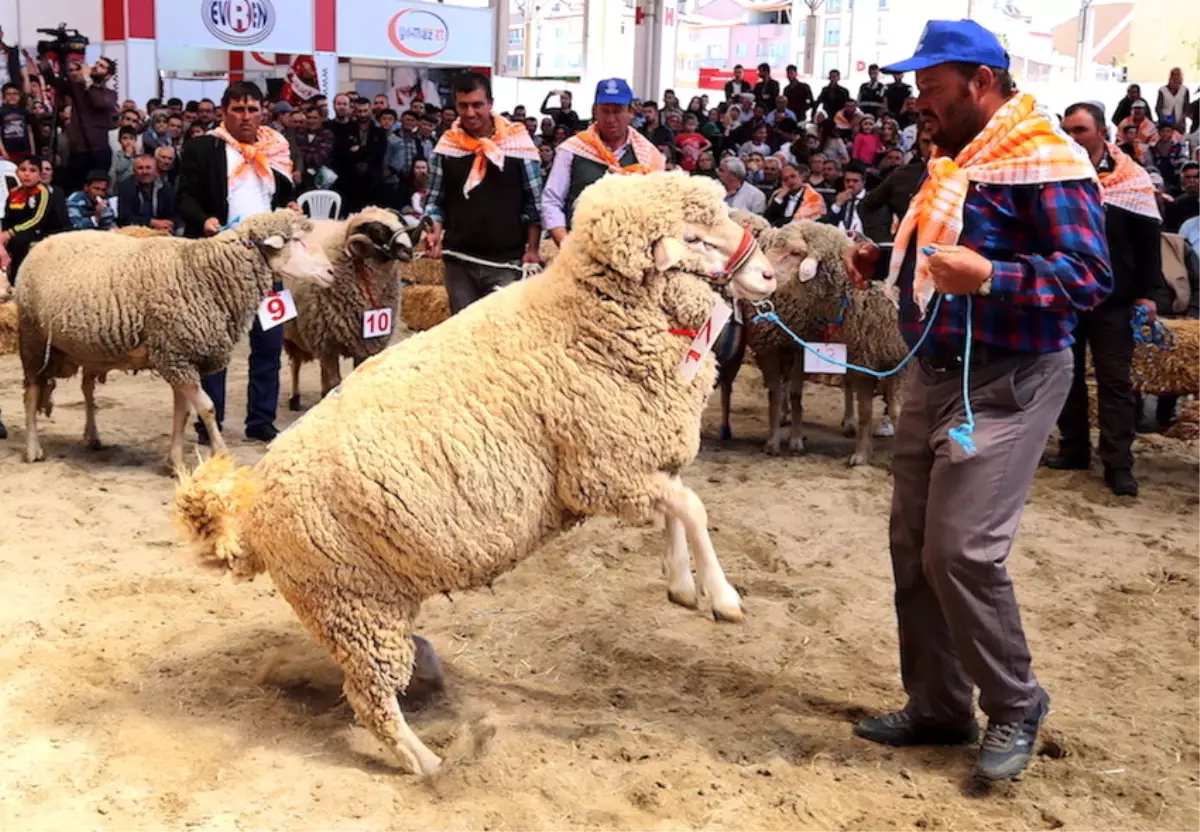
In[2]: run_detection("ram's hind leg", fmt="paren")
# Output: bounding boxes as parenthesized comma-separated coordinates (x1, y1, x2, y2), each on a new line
(82, 371, 102, 449)
(300, 594, 441, 775)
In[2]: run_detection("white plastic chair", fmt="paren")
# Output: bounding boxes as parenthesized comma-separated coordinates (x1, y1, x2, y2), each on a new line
(0, 159, 16, 219)
(298, 189, 342, 220)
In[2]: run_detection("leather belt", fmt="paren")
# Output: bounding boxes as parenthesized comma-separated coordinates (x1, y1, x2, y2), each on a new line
(919, 343, 1018, 375)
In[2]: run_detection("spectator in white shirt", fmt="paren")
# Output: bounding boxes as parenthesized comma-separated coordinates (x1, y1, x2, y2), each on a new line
(765, 95, 796, 126)
(739, 124, 772, 159)
(718, 156, 766, 213)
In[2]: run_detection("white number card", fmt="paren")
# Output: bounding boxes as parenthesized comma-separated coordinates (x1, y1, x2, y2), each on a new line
(803, 342, 848, 375)
(257, 289, 297, 330)
(362, 307, 394, 339)
(678, 298, 734, 382)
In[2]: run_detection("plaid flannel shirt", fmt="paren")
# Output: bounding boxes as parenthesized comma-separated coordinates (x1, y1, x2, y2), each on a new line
(423, 151, 543, 227)
(897, 178, 1112, 355)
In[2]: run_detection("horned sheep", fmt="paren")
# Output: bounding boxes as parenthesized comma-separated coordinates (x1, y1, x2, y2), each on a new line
(283, 207, 425, 410)
(14, 209, 333, 469)
(174, 172, 777, 776)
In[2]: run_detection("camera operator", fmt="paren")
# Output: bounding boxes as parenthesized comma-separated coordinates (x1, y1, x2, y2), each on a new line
(43, 56, 118, 193)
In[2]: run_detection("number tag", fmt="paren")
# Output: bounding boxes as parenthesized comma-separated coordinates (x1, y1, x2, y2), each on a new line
(257, 289, 297, 330)
(803, 342, 848, 375)
(363, 307, 394, 339)
(678, 297, 733, 382)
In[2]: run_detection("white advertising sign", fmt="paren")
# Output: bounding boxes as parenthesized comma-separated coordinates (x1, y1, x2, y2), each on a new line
(156, 0, 314, 54)
(337, 0, 494, 65)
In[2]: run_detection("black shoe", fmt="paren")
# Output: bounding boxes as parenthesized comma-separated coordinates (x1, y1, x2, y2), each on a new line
(288, 394, 301, 412)
(0, 416, 7, 440)
(1043, 454, 1089, 471)
(853, 710, 980, 747)
(1104, 467, 1138, 497)
(196, 430, 211, 447)
(976, 688, 1050, 781)
(245, 423, 279, 443)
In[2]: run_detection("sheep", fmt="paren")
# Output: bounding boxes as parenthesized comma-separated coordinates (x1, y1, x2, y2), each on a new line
(283, 207, 425, 411)
(173, 172, 777, 776)
(1130, 317, 1199, 396)
(16, 209, 334, 469)
(727, 221, 909, 466)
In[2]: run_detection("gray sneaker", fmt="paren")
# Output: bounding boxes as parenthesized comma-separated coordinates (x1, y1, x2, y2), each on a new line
(976, 688, 1050, 781)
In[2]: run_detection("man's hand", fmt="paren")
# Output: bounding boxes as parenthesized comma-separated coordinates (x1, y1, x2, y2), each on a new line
(834, 188, 853, 208)
(0, 244, 12, 271)
(149, 218, 174, 232)
(424, 224, 443, 259)
(844, 241, 880, 291)
(203, 217, 221, 236)
(94, 198, 107, 216)
(287, 201, 301, 211)
(924, 244, 993, 296)
(521, 248, 541, 266)
(1134, 298, 1158, 325)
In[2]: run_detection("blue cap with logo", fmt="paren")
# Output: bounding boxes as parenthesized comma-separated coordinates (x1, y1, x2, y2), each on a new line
(595, 77, 634, 106)
(882, 19, 1010, 74)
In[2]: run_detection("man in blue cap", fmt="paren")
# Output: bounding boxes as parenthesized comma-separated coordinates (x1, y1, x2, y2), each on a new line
(845, 20, 1112, 781)
(542, 78, 665, 243)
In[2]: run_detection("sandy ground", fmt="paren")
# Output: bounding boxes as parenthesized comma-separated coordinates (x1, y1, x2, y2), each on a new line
(0, 341, 1197, 832)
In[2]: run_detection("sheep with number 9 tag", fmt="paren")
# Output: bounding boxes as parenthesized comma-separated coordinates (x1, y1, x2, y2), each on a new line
(258, 289, 298, 330)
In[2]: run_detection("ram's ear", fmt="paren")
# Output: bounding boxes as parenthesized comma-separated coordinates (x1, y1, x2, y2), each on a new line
(652, 237, 689, 272)
(259, 234, 286, 251)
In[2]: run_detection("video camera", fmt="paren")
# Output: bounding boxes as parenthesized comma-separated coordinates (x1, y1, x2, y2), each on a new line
(36, 24, 89, 66)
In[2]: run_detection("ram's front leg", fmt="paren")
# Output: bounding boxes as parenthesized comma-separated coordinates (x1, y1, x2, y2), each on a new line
(659, 475, 743, 622)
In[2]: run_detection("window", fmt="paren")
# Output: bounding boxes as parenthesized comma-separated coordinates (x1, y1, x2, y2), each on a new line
(706, 44, 725, 60)
(508, 27, 523, 46)
(824, 18, 841, 45)
(553, 53, 565, 69)
(735, 43, 748, 58)
(756, 42, 767, 57)
(878, 0, 888, 7)
(798, 19, 807, 36)
(506, 54, 524, 71)
(822, 49, 840, 78)
(876, 17, 886, 42)
(826, 0, 842, 12)
(769, 42, 786, 60)
(553, 25, 565, 39)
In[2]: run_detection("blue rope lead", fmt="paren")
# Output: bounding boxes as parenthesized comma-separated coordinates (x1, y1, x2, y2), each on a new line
(751, 291, 978, 456)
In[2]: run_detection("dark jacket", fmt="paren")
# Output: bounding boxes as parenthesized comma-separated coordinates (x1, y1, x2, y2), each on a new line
(333, 120, 388, 181)
(51, 74, 118, 155)
(753, 78, 780, 110)
(858, 159, 924, 242)
(176, 135, 294, 238)
(784, 80, 814, 122)
(1164, 193, 1199, 233)
(1105, 203, 1168, 308)
(724, 78, 751, 102)
(116, 176, 178, 228)
(816, 83, 850, 118)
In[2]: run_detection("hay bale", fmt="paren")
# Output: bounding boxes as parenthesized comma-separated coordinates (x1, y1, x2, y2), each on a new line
(1165, 400, 1199, 440)
(401, 285, 450, 331)
(114, 226, 169, 238)
(0, 301, 17, 355)
(1132, 318, 1199, 396)
(400, 256, 445, 286)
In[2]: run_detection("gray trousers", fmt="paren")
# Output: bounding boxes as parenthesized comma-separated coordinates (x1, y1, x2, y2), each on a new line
(889, 349, 1072, 725)
(445, 258, 518, 315)
(1056, 303, 1135, 470)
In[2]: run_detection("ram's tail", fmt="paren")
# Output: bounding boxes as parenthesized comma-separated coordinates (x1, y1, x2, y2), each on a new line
(174, 454, 264, 580)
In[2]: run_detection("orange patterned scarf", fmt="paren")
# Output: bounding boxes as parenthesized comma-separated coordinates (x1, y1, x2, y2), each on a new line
(885, 92, 1096, 317)
(793, 184, 827, 221)
(560, 125, 665, 175)
(434, 114, 540, 197)
(1099, 142, 1161, 221)
(834, 110, 857, 132)
(209, 124, 294, 187)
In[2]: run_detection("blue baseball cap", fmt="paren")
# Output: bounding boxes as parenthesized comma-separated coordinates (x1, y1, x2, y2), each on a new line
(882, 19, 1010, 74)
(595, 78, 634, 106)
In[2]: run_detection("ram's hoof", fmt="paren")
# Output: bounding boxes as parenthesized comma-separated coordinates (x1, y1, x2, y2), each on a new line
(288, 394, 301, 412)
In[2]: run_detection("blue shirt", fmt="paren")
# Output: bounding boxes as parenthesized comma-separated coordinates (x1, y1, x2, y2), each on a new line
(897, 178, 1113, 355)
(66, 190, 116, 230)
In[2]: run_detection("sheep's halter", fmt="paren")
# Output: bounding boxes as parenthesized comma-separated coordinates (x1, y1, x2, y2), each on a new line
(705, 226, 758, 288)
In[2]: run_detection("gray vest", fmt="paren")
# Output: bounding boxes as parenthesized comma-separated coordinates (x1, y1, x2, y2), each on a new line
(564, 144, 638, 229)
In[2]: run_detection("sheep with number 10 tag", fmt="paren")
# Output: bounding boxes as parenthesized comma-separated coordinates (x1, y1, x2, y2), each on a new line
(363, 307, 393, 339)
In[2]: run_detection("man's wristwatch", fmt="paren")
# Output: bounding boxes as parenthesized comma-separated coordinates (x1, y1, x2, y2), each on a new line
(976, 264, 995, 296)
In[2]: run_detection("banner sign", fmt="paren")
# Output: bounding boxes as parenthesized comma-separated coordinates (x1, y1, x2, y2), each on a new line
(337, 0, 494, 65)
(157, 0, 315, 53)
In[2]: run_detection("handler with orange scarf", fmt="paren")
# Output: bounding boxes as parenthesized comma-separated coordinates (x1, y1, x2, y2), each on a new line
(844, 21, 1112, 783)
(542, 78, 665, 244)
(423, 71, 543, 315)
(177, 80, 296, 444)
(1048, 102, 1168, 496)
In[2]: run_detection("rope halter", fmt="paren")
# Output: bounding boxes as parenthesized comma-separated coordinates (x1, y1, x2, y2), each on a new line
(705, 226, 758, 288)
